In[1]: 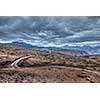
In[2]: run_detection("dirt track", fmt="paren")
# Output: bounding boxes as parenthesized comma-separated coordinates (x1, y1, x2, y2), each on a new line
(0, 46, 100, 83)
(0, 65, 100, 83)
(11, 56, 32, 67)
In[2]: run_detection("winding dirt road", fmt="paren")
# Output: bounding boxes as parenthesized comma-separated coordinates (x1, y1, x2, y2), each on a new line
(11, 56, 32, 67)
(10, 56, 100, 76)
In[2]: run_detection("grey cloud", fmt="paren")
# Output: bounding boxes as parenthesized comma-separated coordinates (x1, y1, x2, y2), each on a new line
(0, 16, 100, 47)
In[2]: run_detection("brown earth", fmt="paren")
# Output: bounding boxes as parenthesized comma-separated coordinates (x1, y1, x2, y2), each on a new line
(0, 46, 100, 83)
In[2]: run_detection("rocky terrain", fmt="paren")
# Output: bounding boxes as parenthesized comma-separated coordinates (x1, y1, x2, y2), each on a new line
(0, 45, 100, 83)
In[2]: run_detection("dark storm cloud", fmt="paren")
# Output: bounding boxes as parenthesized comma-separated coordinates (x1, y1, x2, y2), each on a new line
(0, 16, 100, 47)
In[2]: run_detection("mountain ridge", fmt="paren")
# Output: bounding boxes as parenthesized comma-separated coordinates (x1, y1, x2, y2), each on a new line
(0, 42, 88, 56)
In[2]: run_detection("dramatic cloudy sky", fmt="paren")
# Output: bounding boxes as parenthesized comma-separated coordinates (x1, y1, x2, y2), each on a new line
(0, 16, 100, 47)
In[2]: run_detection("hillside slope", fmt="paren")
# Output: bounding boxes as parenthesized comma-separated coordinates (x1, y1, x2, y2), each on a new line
(0, 46, 100, 82)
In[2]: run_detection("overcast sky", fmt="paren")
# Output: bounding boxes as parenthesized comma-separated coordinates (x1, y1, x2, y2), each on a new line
(0, 16, 100, 47)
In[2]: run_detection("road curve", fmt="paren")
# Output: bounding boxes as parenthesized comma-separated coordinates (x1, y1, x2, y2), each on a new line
(11, 56, 32, 67)
(49, 66, 100, 76)
(10, 56, 100, 76)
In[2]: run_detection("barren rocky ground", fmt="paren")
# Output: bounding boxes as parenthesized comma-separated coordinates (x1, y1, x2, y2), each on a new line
(0, 46, 100, 83)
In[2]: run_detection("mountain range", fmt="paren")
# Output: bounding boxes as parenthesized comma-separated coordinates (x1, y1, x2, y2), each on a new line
(0, 41, 91, 56)
(63, 45, 100, 54)
(0, 41, 100, 55)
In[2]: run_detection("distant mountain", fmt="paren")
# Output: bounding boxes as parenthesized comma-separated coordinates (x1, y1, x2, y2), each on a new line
(0, 42, 88, 56)
(1, 41, 100, 55)
(0, 42, 34, 48)
(63, 45, 100, 54)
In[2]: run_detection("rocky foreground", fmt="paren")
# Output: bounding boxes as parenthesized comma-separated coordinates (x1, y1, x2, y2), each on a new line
(0, 46, 100, 83)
